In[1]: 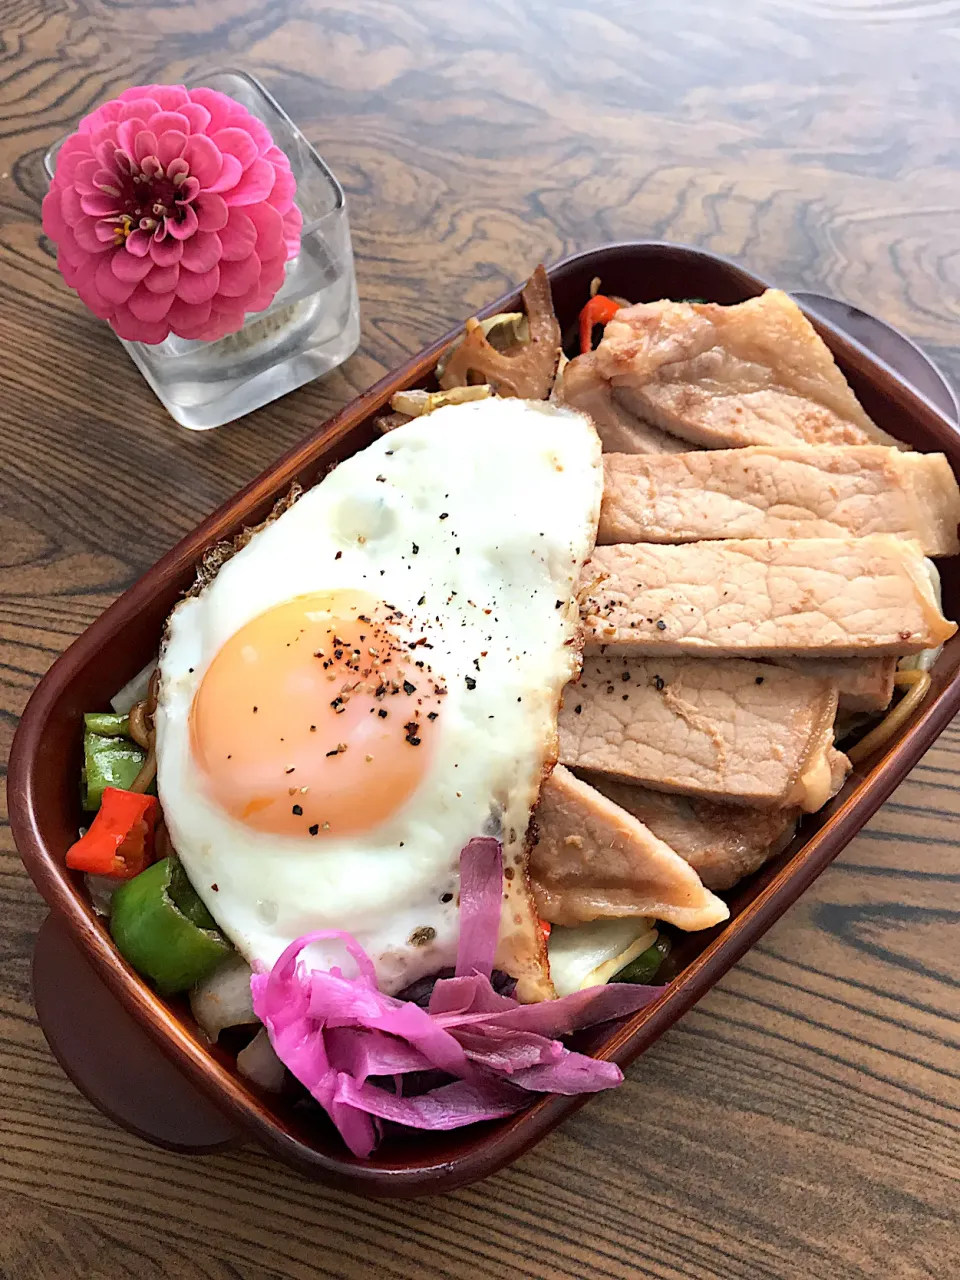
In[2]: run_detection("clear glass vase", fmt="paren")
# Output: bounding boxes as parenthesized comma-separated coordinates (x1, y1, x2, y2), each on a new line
(44, 69, 360, 430)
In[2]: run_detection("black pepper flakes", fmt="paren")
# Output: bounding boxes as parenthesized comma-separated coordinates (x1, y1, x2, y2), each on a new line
(439, 512, 449, 520)
(335, 551, 342, 560)
(378, 708, 388, 718)
(465, 675, 477, 690)
(621, 670, 631, 682)
(403, 679, 416, 695)
(654, 675, 665, 691)
(427, 711, 438, 720)
(656, 619, 667, 631)
(309, 824, 319, 836)
(755, 676, 764, 685)
(292, 804, 303, 816)
(574, 704, 582, 715)
(412, 543, 419, 555)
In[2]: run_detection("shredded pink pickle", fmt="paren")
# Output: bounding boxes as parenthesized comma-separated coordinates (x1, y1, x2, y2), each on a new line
(250, 836, 661, 1157)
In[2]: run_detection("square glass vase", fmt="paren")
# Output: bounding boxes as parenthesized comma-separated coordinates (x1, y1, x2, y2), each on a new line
(44, 70, 360, 430)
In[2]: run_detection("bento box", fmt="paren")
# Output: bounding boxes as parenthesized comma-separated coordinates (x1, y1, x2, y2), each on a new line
(10, 242, 960, 1196)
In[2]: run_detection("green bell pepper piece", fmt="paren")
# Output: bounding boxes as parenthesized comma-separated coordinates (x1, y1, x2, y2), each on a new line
(613, 934, 672, 985)
(82, 731, 145, 810)
(83, 712, 131, 738)
(110, 857, 232, 994)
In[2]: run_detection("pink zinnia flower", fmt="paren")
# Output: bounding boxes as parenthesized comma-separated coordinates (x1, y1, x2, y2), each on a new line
(42, 83, 303, 344)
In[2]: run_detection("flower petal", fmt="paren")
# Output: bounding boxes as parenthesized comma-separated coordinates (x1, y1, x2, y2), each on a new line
(179, 230, 222, 273)
(194, 192, 229, 232)
(73, 215, 111, 254)
(95, 220, 119, 243)
(146, 110, 191, 137)
(204, 151, 243, 194)
(211, 127, 258, 171)
(80, 191, 121, 217)
(185, 87, 236, 134)
(156, 129, 188, 169)
(143, 262, 179, 294)
(133, 129, 159, 164)
(176, 262, 220, 304)
(125, 228, 153, 257)
(95, 254, 138, 303)
(216, 254, 261, 297)
(245, 116, 274, 157)
(119, 97, 161, 123)
(217, 208, 258, 261)
(148, 235, 183, 266)
(282, 204, 304, 259)
(149, 84, 189, 112)
(112, 248, 154, 283)
(73, 157, 102, 194)
(41, 190, 68, 241)
(182, 133, 223, 188)
(166, 203, 198, 240)
(178, 101, 211, 135)
(60, 186, 85, 228)
(266, 162, 297, 213)
(177, 175, 201, 203)
(166, 295, 211, 332)
(127, 282, 174, 323)
(223, 156, 275, 205)
(244, 200, 284, 258)
(110, 304, 169, 344)
(115, 118, 146, 156)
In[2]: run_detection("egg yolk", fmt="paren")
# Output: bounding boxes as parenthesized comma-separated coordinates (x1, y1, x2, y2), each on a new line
(190, 591, 444, 836)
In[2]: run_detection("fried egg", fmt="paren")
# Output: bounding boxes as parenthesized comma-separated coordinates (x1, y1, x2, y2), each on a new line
(156, 397, 602, 1000)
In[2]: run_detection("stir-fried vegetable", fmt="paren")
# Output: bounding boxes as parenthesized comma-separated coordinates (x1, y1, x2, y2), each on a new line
(66, 787, 158, 880)
(578, 294, 621, 354)
(82, 729, 146, 810)
(83, 711, 130, 737)
(110, 856, 232, 995)
(612, 934, 672, 985)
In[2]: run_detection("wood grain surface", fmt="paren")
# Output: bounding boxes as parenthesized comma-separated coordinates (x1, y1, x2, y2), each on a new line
(2, 0, 960, 1276)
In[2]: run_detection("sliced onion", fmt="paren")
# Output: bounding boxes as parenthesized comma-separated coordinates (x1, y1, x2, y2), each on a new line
(110, 659, 158, 714)
(189, 953, 259, 1043)
(85, 873, 120, 917)
(547, 919, 658, 998)
(237, 1028, 285, 1092)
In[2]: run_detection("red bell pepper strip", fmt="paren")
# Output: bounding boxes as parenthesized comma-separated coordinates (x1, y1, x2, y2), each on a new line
(578, 294, 621, 354)
(538, 918, 552, 942)
(66, 787, 159, 880)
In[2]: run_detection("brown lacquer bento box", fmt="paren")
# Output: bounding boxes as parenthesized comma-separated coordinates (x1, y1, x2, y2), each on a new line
(10, 243, 960, 1196)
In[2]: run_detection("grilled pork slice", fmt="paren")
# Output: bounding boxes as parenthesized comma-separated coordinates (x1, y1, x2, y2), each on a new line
(595, 291, 898, 449)
(581, 536, 956, 658)
(586, 775, 799, 891)
(531, 765, 729, 929)
(599, 447, 960, 555)
(558, 655, 848, 810)
(772, 656, 895, 713)
(557, 351, 686, 454)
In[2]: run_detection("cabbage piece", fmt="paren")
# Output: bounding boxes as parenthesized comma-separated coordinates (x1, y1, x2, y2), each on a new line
(251, 839, 660, 1157)
(548, 919, 658, 997)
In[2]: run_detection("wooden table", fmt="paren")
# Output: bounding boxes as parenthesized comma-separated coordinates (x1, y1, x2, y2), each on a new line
(2, 1, 959, 1276)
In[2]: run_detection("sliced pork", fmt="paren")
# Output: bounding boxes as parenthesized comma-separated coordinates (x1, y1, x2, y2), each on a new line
(585, 775, 799, 891)
(556, 352, 686, 454)
(595, 290, 899, 450)
(531, 765, 729, 930)
(599, 446, 960, 555)
(558, 655, 848, 810)
(771, 656, 895, 713)
(581, 535, 956, 658)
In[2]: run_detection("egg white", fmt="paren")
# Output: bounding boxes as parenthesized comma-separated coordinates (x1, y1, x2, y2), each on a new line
(156, 397, 601, 996)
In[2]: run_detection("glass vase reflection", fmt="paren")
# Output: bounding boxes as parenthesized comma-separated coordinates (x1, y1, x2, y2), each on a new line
(45, 70, 360, 430)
